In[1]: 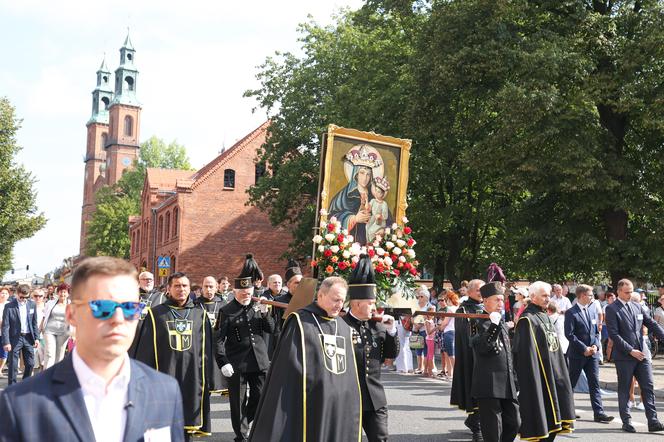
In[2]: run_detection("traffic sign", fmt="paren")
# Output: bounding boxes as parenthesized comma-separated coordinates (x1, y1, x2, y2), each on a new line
(158, 268, 169, 277)
(157, 256, 171, 269)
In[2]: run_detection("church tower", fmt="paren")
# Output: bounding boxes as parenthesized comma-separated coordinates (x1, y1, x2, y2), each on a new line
(106, 33, 141, 185)
(79, 57, 113, 254)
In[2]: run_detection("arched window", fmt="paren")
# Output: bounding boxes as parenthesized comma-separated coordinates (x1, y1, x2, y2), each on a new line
(165, 212, 171, 242)
(224, 169, 235, 188)
(171, 255, 176, 273)
(143, 221, 148, 251)
(124, 115, 133, 137)
(157, 216, 163, 244)
(100, 132, 108, 148)
(255, 162, 266, 183)
(173, 208, 179, 237)
(125, 76, 135, 91)
(136, 230, 141, 255)
(101, 96, 110, 110)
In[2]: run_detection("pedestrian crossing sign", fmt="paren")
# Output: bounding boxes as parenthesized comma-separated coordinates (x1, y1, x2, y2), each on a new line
(157, 256, 171, 269)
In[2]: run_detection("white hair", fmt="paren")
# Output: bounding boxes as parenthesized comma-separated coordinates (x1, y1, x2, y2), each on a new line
(416, 285, 430, 297)
(268, 274, 282, 283)
(529, 281, 552, 297)
(139, 271, 153, 279)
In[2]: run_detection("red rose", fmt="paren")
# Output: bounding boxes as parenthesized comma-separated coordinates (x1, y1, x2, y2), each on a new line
(328, 223, 336, 232)
(391, 254, 398, 262)
(397, 261, 404, 268)
(407, 238, 414, 247)
(404, 226, 412, 234)
(368, 248, 375, 258)
(337, 234, 344, 243)
(325, 265, 334, 274)
(351, 262, 357, 269)
(403, 262, 411, 270)
(393, 269, 400, 276)
(323, 249, 333, 258)
(310, 260, 317, 267)
(409, 268, 417, 276)
(338, 261, 348, 270)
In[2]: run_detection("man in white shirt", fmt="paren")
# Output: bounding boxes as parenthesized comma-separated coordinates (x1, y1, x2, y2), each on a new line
(0, 256, 185, 442)
(552, 284, 572, 313)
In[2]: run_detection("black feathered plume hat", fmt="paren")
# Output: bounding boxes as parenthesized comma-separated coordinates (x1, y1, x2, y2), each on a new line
(347, 254, 376, 300)
(486, 262, 506, 283)
(284, 258, 302, 284)
(235, 253, 263, 289)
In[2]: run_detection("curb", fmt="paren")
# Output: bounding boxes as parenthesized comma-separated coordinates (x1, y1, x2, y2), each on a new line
(599, 379, 664, 400)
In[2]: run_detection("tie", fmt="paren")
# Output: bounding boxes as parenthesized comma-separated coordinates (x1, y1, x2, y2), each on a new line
(582, 307, 591, 328)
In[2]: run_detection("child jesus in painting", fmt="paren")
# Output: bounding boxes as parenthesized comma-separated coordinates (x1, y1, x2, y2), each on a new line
(367, 176, 390, 243)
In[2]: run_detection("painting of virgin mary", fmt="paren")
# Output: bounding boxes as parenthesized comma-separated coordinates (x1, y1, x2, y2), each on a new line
(328, 144, 393, 245)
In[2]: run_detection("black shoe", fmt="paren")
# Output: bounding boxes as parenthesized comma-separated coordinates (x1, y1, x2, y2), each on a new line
(594, 414, 614, 423)
(622, 423, 637, 433)
(472, 432, 484, 442)
(575, 414, 580, 419)
(649, 421, 664, 432)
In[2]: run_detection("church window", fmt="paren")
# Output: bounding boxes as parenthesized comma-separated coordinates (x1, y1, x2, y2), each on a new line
(224, 169, 235, 189)
(124, 115, 133, 137)
(157, 216, 163, 244)
(125, 76, 135, 91)
(165, 212, 171, 242)
(127, 53, 133, 61)
(173, 208, 179, 237)
(101, 132, 108, 148)
(136, 230, 141, 255)
(102, 75, 108, 83)
(171, 255, 176, 273)
(101, 97, 110, 110)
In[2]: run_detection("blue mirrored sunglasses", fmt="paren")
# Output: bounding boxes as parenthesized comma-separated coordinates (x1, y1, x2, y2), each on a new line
(87, 300, 146, 320)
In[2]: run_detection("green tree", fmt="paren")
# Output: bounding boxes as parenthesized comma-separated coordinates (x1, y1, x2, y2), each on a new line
(0, 97, 47, 274)
(85, 137, 193, 258)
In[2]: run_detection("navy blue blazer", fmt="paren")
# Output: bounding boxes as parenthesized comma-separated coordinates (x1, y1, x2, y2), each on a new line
(1, 299, 39, 347)
(0, 355, 185, 442)
(606, 300, 664, 362)
(564, 303, 600, 359)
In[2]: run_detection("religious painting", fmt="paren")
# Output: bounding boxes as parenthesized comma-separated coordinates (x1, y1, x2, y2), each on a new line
(317, 125, 411, 246)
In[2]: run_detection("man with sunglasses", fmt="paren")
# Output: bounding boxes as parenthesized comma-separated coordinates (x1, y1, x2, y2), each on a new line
(0, 256, 184, 442)
(134, 271, 213, 440)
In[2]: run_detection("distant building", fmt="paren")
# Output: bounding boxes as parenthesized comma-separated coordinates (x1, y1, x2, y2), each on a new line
(128, 121, 294, 285)
(80, 33, 141, 254)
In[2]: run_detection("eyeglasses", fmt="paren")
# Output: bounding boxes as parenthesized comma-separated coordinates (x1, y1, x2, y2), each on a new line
(140, 278, 154, 282)
(72, 300, 145, 320)
(33, 295, 44, 298)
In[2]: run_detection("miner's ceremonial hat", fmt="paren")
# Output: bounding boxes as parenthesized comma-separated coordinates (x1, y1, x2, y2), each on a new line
(480, 281, 504, 299)
(285, 258, 302, 284)
(235, 253, 262, 289)
(347, 254, 376, 300)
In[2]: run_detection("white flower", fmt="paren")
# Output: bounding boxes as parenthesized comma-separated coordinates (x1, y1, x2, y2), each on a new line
(391, 234, 397, 242)
(372, 240, 380, 247)
(376, 247, 386, 256)
(313, 235, 323, 244)
(360, 246, 367, 255)
(325, 233, 335, 242)
(330, 245, 340, 253)
(392, 223, 398, 230)
(320, 208, 328, 216)
(352, 256, 360, 264)
(341, 229, 348, 235)
(386, 241, 395, 250)
(393, 247, 402, 255)
(335, 221, 341, 228)
(347, 235, 354, 243)
(407, 249, 416, 258)
(402, 216, 409, 223)
(396, 239, 406, 248)
(318, 245, 325, 253)
(329, 216, 337, 223)
(399, 256, 407, 263)
(350, 243, 362, 256)
(396, 230, 403, 239)
(384, 257, 393, 266)
(342, 250, 351, 259)
(385, 228, 391, 235)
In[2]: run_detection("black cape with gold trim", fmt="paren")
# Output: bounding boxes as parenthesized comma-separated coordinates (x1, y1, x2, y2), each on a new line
(193, 295, 227, 393)
(128, 289, 168, 358)
(513, 303, 575, 440)
(133, 298, 213, 437)
(450, 297, 483, 413)
(249, 302, 362, 442)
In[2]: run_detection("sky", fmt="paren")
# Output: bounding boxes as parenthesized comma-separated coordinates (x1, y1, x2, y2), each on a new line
(0, 0, 364, 280)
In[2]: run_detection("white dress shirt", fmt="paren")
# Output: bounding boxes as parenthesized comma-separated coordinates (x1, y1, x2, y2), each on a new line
(552, 295, 572, 313)
(18, 300, 28, 333)
(72, 348, 131, 442)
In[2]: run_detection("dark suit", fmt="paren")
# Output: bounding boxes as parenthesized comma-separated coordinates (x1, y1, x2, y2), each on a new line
(606, 299, 664, 425)
(1, 298, 39, 384)
(344, 313, 400, 442)
(565, 303, 605, 417)
(470, 317, 520, 442)
(215, 299, 274, 441)
(0, 354, 184, 441)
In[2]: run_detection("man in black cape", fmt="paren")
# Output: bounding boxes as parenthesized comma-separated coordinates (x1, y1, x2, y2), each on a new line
(194, 275, 227, 394)
(513, 281, 575, 441)
(134, 272, 213, 439)
(215, 254, 274, 442)
(249, 276, 362, 442)
(470, 281, 520, 442)
(342, 254, 399, 442)
(128, 271, 167, 357)
(450, 279, 485, 441)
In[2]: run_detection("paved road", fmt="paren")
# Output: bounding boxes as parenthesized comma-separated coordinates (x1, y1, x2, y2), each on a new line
(3, 368, 664, 441)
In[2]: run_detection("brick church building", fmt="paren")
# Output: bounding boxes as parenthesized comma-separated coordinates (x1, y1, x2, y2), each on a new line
(79, 35, 293, 284)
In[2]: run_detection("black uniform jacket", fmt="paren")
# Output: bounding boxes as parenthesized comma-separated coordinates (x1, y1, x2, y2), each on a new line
(450, 297, 484, 412)
(215, 299, 275, 373)
(470, 316, 517, 400)
(343, 313, 400, 411)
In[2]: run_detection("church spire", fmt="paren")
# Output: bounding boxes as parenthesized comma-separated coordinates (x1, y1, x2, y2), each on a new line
(111, 32, 140, 106)
(88, 55, 113, 124)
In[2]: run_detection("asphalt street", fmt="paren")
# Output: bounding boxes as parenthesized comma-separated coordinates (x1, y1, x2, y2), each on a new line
(3, 367, 664, 441)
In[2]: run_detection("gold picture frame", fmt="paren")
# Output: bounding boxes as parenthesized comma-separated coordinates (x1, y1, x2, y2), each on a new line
(317, 124, 412, 246)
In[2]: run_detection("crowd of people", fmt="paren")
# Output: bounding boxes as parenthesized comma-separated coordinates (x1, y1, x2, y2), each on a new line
(2, 257, 664, 442)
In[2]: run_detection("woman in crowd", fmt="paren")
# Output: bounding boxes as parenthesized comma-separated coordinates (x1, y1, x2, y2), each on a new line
(438, 291, 458, 381)
(31, 288, 46, 372)
(41, 283, 71, 369)
(513, 287, 529, 321)
(412, 286, 432, 374)
(395, 315, 413, 373)
(424, 306, 437, 377)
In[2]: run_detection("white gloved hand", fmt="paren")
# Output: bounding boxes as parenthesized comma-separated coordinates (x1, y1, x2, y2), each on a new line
(381, 314, 397, 335)
(489, 312, 502, 325)
(221, 363, 234, 378)
(381, 314, 395, 325)
(259, 297, 269, 314)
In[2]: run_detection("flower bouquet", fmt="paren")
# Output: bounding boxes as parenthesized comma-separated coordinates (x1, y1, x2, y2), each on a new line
(311, 215, 360, 279)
